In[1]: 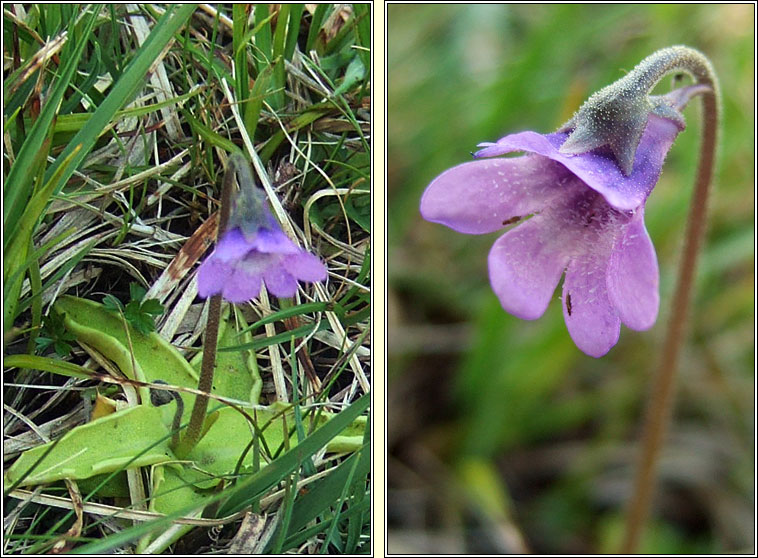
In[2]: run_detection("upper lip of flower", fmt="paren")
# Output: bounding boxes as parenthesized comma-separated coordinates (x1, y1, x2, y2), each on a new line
(472, 112, 682, 212)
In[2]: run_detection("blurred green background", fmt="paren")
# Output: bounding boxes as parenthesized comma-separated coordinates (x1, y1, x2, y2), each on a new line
(387, 4, 754, 554)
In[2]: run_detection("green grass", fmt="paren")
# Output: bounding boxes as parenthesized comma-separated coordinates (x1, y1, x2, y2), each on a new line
(3, 5, 370, 554)
(388, 4, 753, 554)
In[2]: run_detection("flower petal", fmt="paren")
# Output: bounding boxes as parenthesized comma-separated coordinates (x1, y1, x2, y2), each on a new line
(214, 228, 253, 261)
(488, 216, 570, 320)
(473, 114, 681, 211)
(263, 266, 299, 297)
(197, 258, 233, 298)
(420, 155, 571, 234)
(562, 253, 620, 358)
(282, 251, 327, 282)
(253, 227, 300, 254)
(238, 251, 276, 278)
(607, 209, 659, 330)
(222, 268, 263, 303)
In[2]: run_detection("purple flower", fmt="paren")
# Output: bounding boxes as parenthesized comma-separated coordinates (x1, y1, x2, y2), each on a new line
(420, 111, 684, 357)
(197, 207, 327, 304)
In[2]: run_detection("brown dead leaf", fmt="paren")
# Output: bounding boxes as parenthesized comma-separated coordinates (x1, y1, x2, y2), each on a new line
(227, 512, 267, 554)
(147, 212, 219, 303)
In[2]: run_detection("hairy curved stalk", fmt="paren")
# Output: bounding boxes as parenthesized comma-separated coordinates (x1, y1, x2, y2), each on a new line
(620, 48, 719, 553)
(173, 156, 239, 458)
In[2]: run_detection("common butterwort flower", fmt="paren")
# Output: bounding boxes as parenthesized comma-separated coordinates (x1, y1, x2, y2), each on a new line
(197, 159, 326, 303)
(421, 82, 702, 358)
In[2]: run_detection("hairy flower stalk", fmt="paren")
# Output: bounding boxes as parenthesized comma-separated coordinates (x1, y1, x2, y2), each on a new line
(619, 47, 719, 554)
(420, 45, 719, 552)
(172, 156, 236, 458)
(175, 154, 326, 458)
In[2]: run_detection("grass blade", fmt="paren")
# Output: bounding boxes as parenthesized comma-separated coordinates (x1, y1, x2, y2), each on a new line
(41, 5, 196, 202)
(216, 392, 370, 517)
(4, 7, 98, 235)
(4, 144, 82, 329)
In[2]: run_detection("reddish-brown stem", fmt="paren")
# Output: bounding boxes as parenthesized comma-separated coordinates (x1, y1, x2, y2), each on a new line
(173, 156, 236, 458)
(620, 76, 719, 551)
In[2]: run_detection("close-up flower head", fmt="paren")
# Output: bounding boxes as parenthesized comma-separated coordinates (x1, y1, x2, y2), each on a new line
(421, 65, 703, 358)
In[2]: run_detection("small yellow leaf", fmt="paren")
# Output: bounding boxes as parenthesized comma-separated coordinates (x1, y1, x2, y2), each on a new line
(91, 392, 118, 420)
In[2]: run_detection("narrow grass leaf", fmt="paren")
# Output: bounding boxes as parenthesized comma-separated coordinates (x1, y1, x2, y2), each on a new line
(42, 5, 196, 202)
(4, 144, 81, 328)
(4, 354, 93, 381)
(218, 321, 328, 353)
(284, 5, 304, 60)
(5, 228, 76, 292)
(269, 477, 297, 554)
(283, 498, 370, 551)
(4, 8, 98, 233)
(243, 60, 277, 140)
(54, 87, 203, 135)
(15, 237, 98, 317)
(236, 301, 329, 335)
(253, 4, 273, 75)
(281, 444, 369, 545)
(289, 338, 316, 476)
(185, 112, 242, 155)
(320, 453, 361, 553)
(27, 250, 44, 354)
(306, 5, 330, 52)
(233, 4, 248, 110)
(216, 392, 370, 517)
(259, 105, 333, 161)
(270, 5, 288, 109)
(353, 4, 371, 72)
